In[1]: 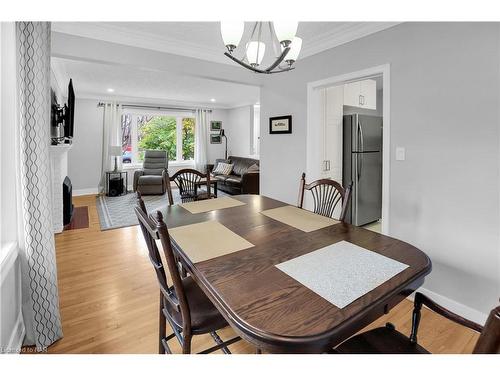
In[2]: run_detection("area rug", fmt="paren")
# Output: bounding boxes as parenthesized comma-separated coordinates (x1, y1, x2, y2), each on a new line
(96, 189, 228, 231)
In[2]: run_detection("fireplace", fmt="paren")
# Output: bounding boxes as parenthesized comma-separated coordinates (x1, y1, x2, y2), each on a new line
(63, 176, 74, 226)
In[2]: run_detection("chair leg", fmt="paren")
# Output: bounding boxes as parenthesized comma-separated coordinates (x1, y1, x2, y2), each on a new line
(182, 332, 192, 354)
(159, 294, 166, 354)
(410, 295, 423, 344)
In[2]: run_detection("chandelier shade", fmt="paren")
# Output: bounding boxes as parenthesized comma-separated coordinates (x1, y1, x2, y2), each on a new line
(220, 21, 301, 74)
(220, 21, 245, 52)
(273, 21, 299, 46)
(284, 37, 302, 63)
(246, 41, 266, 66)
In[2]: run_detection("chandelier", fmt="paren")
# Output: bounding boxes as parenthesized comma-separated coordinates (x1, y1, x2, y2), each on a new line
(220, 21, 302, 74)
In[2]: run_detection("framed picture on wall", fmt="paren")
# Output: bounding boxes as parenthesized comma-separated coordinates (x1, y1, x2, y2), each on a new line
(210, 134, 222, 144)
(269, 115, 292, 134)
(210, 121, 222, 131)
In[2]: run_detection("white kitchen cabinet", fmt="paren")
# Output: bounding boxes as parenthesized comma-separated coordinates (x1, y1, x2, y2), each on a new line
(320, 86, 343, 182)
(343, 79, 377, 110)
(343, 81, 361, 107)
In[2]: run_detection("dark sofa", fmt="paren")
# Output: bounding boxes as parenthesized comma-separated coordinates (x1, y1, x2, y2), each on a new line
(209, 156, 260, 195)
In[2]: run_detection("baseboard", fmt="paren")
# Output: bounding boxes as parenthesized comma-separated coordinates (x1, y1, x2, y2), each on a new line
(73, 187, 98, 196)
(5, 310, 25, 354)
(407, 287, 488, 325)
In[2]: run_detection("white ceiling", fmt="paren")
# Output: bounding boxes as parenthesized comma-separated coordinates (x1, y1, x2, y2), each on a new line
(51, 22, 397, 107)
(52, 22, 399, 65)
(51, 57, 260, 108)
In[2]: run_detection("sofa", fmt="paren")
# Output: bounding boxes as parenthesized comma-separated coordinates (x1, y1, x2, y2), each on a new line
(209, 156, 259, 195)
(133, 150, 169, 195)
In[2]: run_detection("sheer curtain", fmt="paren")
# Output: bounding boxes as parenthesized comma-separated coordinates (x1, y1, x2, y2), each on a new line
(16, 21, 63, 350)
(194, 109, 210, 172)
(98, 102, 123, 192)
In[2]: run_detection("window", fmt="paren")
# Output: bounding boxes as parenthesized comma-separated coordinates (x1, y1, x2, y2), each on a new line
(121, 112, 195, 165)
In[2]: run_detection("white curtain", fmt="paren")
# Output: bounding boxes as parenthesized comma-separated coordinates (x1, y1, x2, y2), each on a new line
(16, 21, 63, 350)
(98, 102, 122, 192)
(194, 109, 210, 172)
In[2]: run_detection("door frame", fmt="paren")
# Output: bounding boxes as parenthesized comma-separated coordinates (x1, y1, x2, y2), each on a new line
(306, 64, 391, 234)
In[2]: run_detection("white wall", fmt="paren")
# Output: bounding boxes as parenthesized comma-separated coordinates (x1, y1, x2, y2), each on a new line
(225, 105, 253, 158)
(0, 22, 25, 353)
(67, 98, 103, 193)
(260, 22, 500, 321)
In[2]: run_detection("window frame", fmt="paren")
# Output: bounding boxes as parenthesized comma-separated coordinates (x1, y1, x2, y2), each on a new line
(121, 109, 196, 168)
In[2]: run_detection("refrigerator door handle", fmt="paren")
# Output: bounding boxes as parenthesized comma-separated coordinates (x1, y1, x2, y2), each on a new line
(358, 119, 364, 153)
(357, 153, 363, 181)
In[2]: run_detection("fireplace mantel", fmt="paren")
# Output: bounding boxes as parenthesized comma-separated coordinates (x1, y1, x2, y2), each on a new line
(49, 144, 73, 233)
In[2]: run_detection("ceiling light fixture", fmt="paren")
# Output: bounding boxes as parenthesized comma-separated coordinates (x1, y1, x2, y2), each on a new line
(210, 98, 216, 102)
(220, 21, 301, 74)
(107, 88, 115, 93)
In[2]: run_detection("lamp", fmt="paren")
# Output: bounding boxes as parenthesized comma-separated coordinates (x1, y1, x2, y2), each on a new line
(273, 21, 298, 47)
(283, 37, 302, 66)
(221, 21, 301, 74)
(246, 41, 266, 67)
(221, 21, 244, 53)
(219, 129, 228, 159)
(109, 146, 122, 172)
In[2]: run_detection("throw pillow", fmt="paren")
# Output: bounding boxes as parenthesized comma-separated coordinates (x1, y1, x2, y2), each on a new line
(213, 162, 234, 175)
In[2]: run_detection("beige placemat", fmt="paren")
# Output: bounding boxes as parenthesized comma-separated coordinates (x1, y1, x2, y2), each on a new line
(261, 205, 339, 232)
(169, 220, 254, 263)
(179, 197, 246, 214)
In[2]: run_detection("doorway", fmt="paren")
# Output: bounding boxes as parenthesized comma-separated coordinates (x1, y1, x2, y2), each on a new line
(306, 65, 390, 235)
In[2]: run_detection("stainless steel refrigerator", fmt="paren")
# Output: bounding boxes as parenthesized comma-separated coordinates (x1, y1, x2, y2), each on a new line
(342, 114, 382, 226)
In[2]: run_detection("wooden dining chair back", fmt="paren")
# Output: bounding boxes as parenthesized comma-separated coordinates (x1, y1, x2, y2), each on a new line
(334, 292, 500, 354)
(167, 168, 212, 205)
(134, 194, 240, 354)
(297, 173, 353, 221)
(134, 196, 190, 352)
(410, 293, 500, 354)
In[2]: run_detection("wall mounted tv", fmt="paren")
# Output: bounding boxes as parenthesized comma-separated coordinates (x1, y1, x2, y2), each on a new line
(51, 78, 75, 144)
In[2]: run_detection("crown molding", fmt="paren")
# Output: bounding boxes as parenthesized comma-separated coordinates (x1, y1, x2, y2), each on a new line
(52, 22, 401, 66)
(51, 22, 229, 65)
(300, 22, 400, 59)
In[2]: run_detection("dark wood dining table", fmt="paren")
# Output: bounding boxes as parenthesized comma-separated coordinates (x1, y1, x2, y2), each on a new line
(159, 194, 432, 353)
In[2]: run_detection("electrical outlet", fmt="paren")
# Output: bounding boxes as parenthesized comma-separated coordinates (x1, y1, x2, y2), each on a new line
(395, 147, 406, 161)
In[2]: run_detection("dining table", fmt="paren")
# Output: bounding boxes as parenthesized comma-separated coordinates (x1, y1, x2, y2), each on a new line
(159, 194, 432, 353)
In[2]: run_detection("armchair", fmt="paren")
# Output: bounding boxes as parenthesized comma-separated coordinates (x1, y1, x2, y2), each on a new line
(133, 150, 169, 195)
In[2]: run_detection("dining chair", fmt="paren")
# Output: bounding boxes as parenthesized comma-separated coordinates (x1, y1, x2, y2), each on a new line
(334, 292, 500, 354)
(166, 168, 215, 205)
(297, 172, 353, 222)
(134, 196, 241, 354)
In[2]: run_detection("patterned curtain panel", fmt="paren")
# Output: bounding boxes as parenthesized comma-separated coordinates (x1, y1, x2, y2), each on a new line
(16, 21, 63, 350)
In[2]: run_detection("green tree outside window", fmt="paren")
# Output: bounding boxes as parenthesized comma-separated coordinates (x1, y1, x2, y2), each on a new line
(182, 117, 195, 160)
(136, 115, 195, 162)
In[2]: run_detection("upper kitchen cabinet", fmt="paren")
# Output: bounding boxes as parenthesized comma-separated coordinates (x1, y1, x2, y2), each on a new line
(343, 79, 377, 110)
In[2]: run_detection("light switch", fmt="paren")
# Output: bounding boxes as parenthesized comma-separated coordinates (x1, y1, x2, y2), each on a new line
(395, 147, 406, 161)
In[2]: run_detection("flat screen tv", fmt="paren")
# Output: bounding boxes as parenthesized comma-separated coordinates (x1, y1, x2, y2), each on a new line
(64, 79, 75, 139)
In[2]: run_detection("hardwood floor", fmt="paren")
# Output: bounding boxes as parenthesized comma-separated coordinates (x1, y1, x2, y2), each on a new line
(47, 194, 479, 354)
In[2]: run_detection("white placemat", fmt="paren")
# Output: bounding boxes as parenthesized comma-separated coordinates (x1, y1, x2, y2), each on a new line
(275, 241, 409, 308)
